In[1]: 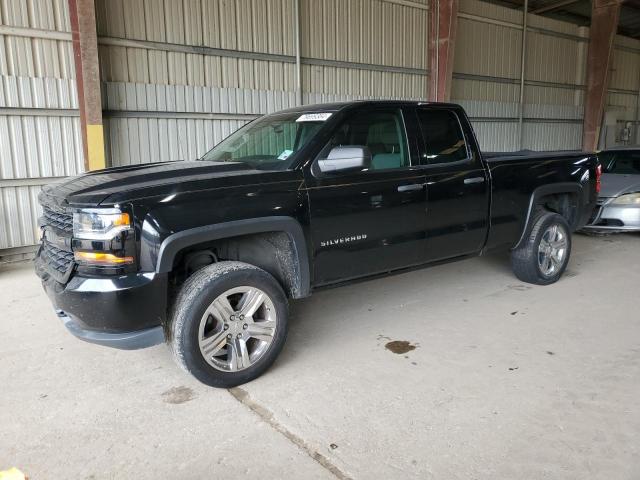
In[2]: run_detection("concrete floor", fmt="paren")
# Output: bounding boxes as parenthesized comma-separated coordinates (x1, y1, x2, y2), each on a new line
(1, 233, 639, 479)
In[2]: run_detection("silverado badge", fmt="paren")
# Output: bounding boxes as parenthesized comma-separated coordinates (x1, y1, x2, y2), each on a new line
(320, 234, 368, 248)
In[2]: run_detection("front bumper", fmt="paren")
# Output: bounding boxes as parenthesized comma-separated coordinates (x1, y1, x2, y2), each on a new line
(56, 310, 165, 349)
(583, 201, 640, 232)
(37, 257, 168, 349)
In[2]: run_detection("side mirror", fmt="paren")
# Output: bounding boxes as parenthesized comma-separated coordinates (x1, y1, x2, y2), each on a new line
(317, 146, 371, 174)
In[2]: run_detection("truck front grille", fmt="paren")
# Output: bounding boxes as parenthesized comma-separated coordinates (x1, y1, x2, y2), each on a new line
(36, 197, 75, 283)
(41, 241, 75, 277)
(43, 205, 73, 233)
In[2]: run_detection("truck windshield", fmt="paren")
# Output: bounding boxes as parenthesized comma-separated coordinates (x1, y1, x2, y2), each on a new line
(600, 151, 640, 175)
(200, 112, 329, 169)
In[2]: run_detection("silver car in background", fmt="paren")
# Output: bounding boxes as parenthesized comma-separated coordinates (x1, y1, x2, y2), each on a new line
(584, 147, 640, 232)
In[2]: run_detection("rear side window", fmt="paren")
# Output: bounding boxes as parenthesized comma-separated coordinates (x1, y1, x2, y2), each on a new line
(417, 109, 468, 164)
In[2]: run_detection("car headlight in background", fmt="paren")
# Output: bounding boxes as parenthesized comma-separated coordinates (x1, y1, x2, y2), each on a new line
(73, 209, 131, 240)
(612, 192, 640, 205)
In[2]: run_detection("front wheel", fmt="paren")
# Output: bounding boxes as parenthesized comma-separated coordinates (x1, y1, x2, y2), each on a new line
(169, 261, 289, 388)
(511, 211, 572, 285)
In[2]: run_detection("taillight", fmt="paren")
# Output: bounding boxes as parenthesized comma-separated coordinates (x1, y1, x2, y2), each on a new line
(595, 164, 602, 194)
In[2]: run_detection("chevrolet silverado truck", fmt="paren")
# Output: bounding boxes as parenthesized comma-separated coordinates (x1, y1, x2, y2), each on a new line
(35, 101, 600, 387)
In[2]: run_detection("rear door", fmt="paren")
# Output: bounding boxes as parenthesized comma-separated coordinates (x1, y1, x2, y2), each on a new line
(414, 106, 490, 261)
(305, 106, 428, 285)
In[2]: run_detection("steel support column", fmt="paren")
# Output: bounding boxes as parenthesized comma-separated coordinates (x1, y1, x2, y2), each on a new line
(428, 0, 459, 102)
(582, 0, 621, 151)
(69, 0, 105, 171)
(518, 0, 529, 149)
(294, 0, 302, 106)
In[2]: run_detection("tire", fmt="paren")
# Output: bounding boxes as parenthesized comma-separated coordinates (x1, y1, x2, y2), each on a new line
(511, 211, 572, 285)
(169, 261, 289, 388)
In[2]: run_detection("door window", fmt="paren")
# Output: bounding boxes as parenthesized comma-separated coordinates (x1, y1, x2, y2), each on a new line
(320, 109, 409, 171)
(417, 109, 469, 164)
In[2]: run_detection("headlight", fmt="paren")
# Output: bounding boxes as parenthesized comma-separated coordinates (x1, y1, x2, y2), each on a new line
(612, 192, 640, 205)
(72, 209, 134, 266)
(73, 209, 131, 240)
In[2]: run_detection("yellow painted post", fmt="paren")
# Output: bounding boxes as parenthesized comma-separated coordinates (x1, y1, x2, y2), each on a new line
(86, 124, 106, 171)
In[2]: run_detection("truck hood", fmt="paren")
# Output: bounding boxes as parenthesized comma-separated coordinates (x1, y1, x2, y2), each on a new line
(600, 173, 640, 198)
(41, 160, 282, 206)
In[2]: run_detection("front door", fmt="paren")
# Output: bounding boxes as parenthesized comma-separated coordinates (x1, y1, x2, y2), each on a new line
(305, 107, 428, 285)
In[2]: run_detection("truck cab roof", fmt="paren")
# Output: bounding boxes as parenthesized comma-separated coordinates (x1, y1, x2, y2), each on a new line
(274, 100, 464, 115)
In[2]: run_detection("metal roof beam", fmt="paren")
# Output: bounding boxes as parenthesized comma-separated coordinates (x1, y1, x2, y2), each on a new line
(532, 0, 583, 14)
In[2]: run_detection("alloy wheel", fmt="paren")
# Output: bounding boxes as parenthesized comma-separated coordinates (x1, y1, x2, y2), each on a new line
(537, 224, 568, 277)
(198, 286, 277, 372)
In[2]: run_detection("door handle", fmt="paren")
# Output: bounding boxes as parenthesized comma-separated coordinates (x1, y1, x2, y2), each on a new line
(397, 183, 425, 192)
(464, 177, 485, 185)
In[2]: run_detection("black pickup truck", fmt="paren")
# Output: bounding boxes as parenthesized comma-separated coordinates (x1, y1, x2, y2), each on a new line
(35, 101, 599, 387)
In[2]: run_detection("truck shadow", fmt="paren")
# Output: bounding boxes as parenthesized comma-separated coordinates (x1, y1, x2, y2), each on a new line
(276, 251, 515, 368)
(478, 250, 513, 275)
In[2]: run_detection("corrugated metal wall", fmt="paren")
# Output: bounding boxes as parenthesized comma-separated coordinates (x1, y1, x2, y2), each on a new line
(2, 0, 640, 257)
(607, 34, 640, 145)
(454, 0, 640, 152)
(0, 0, 82, 258)
(453, 0, 588, 151)
(299, 0, 428, 98)
(95, 0, 430, 167)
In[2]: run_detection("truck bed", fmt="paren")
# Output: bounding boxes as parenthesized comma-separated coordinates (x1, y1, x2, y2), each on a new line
(481, 149, 599, 251)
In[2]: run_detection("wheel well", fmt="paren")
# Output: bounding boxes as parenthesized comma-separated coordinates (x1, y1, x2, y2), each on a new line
(536, 192, 579, 228)
(169, 231, 304, 299)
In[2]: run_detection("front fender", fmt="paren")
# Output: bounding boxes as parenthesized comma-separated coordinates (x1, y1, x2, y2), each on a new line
(154, 216, 311, 297)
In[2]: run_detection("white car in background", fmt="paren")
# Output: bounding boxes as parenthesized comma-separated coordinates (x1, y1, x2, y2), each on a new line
(584, 147, 640, 232)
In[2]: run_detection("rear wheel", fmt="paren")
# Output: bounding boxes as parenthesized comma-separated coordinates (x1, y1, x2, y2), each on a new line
(169, 261, 288, 388)
(511, 211, 571, 285)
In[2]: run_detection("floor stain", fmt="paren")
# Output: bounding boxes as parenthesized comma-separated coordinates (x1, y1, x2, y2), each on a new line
(162, 386, 196, 404)
(385, 340, 417, 355)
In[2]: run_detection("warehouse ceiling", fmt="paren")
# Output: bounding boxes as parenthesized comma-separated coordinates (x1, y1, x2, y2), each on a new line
(483, 0, 640, 39)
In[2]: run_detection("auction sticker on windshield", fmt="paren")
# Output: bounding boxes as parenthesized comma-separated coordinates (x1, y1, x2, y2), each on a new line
(278, 149, 294, 160)
(296, 112, 332, 122)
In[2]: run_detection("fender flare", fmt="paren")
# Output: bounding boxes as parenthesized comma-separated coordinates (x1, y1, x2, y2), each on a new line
(513, 182, 584, 250)
(155, 216, 311, 297)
